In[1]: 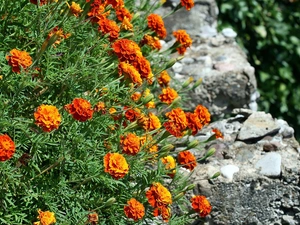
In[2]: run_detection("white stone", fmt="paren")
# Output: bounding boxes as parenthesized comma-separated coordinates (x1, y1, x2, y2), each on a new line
(255, 152, 282, 177)
(222, 28, 237, 38)
(172, 62, 183, 73)
(220, 165, 239, 181)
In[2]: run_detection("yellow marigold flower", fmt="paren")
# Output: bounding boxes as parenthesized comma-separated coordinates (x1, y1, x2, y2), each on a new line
(118, 61, 142, 85)
(145, 101, 155, 109)
(0, 134, 15, 162)
(109, 107, 117, 114)
(34, 105, 61, 132)
(120, 133, 140, 156)
(6, 49, 32, 73)
(35, 209, 56, 225)
(68, 2, 83, 17)
(161, 155, 176, 177)
(157, 70, 171, 87)
(159, 87, 178, 104)
(121, 17, 133, 31)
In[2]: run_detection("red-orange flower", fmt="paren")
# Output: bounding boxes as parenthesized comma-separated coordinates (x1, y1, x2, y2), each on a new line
(68, 1, 83, 17)
(180, 0, 194, 11)
(120, 17, 133, 31)
(212, 128, 223, 139)
(194, 104, 211, 126)
(104, 152, 129, 179)
(124, 107, 141, 122)
(124, 198, 145, 221)
(0, 134, 15, 161)
(146, 182, 172, 208)
(131, 92, 141, 101)
(6, 49, 32, 73)
(185, 112, 202, 135)
(178, 150, 197, 171)
(153, 205, 171, 222)
(132, 55, 153, 83)
(148, 112, 161, 130)
(159, 87, 178, 104)
(173, 30, 192, 55)
(64, 98, 94, 122)
(157, 70, 171, 87)
(34, 105, 61, 132)
(98, 17, 120, 41)
(118, 61, 142, 85)
(87, 0, 108, 23)
(116, 7, 132, 21)
(147, 14, 167, 39)
(120, 133, 140, 155)
(112, 39, 142, 62)
(47, 27, 71, 47)
(164, 108, 188, 137)
(191, 195, 212, 217)
(106, 0, 124, 9)
(88, 212, 98, 225)
(141, 34, 162, 50)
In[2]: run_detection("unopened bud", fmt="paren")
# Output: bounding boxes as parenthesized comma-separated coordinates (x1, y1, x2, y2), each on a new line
(160, 144, 174, 154)
(186, 140, 199, 150)
(103, 197, 116, 207)
(192, 78, 203, 89)
(165, 56, 184, 69)
(170, 96, 181, 107)
(182, 77, 194, 88)
(205, 148, 216, 159)
(183, 183, 196, 192)
(173, 192, 185, 201)
(209, 172, 220, 180)
(141, 93, 154, 104)
(123, 121, 138, 132)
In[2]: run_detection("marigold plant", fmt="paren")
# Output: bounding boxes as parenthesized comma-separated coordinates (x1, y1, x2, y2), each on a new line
(6, 49, 32, 73)
(191, 195, 212, 217)
(34, 105, 61, 132)
(0, 134, 15, 161)
(124, 198, 145, 221)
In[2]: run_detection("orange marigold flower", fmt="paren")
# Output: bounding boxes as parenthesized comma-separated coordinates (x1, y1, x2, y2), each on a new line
(124, 107, 141, 122)
(109, 107, 117, 114)
(47, 27, 71, 47)
(194, 104, 210, 126)
(173, 30, 192, 55)
(112, 39, 142, 62)
(88, 212, 99, 224)
(191, 195, 212, 217)
(164, 121, 183, 137)
(153, 205, 171, 222)
(6, 49, 32, 73)
(161, 155, 176, 177)
(120, 133, 140, 155)
(147, 14, 167, 39)
(124, 198, 145, 221)
(212, 128, 223, 139)
(98, 17, 120, 41)
(185, 112, 202, 135)
(118, 61, 142, 85)
(64, 98, 94, 122)
(87, 0, 108, 23)
(166, 108, 187, 131)
(0, 134, 15, 161)
(157, 70, 171, 87)
(116, 7, 132, 21)
(34, 105, 61, 132)
(132, 55, 153, 81)
(34, 209, 56, 225)
(94, 101, 105, 113)
(68, 1, 83, 17)
(145, 101, 155, 109)
(146, 182, 172, 208)
(106, 0, 124, 9)
(141, 34, 162, 50)
(148, 112, 161, 130)
(104, 152, 129, 179)
(159, 87, 178, 104)
(178, 150, 197, 171)
(131, 92, 141, 101)
(120, 17, 133, 31)
(180, 0, 194, 11)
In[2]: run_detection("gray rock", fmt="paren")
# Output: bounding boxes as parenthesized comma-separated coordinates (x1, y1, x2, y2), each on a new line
(255, 152, 282, 177)
(222, 27, 237, 38)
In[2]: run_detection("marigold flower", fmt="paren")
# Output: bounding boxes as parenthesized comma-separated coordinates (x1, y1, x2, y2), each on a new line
(132, 56, 153, 82)
(140, 135, 158, 157)
(131, 92, 141, 101)
(120, 133, 140, 155)
(147, 14, 167, 39)
(157, 70, 171, 87)
(161, 155, 176, 177)
(141, 34, 162, 50)
(68, 1, 83, 17)
(98, 17, 120, 41)
(109, 107, 117, 114)
(178, 150, 197, 171)
(124, 108, 141, 122)
(145, 101, 155, 109)
(64, 98, 94, 122)
(106, 0, 124, 9)
(124, 198, 145, 221)
(87, 0, 109, 23)
(166, 108, 187, 131)
(120, 17, 133, 31)
(6, 49, 32, 73)
(148, 112, 161, 130)
(146, 182, 172, 208)
(191, 195, 212, 217)
(88, 212, 98, 224)
(104, 152, 129, 179)
(112, 39, 142, 62)
(173, 30, 192, 55)
(118, 61, 142, 85)
(153, 205, 171, 222)
(116, 7, 132, 21)
(185, 112, 202, 135)
(34, 105, 61, 132)
(94, 101, 105, 113)
(159, 87, 178, 104)
(34, 209, 56, 225)
(0, 134, 15, 161)
(212, 128, 223, 139)
(180, 0, 194, 11)
(47, 27, 71, 47)
(194, 104, 211, 126)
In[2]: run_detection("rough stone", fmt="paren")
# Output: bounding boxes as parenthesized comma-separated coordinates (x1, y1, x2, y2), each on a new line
(255, 152, 282, 177)
(220, 165, 239, 181)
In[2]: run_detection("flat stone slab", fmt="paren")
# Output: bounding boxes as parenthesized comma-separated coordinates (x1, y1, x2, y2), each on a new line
(237, 112, 280, 141)
(255, 152, 282, 177)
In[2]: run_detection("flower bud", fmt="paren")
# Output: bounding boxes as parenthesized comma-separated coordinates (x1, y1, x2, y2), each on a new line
(160, 144, 174, 155)
(173, 192, 185, 201)
(165, 55, 184, 69)
(209, 172, 220, 180)
(141, 93, 154, 104)
(204, 148, 216, 159)
(192, 78, 202, 89)
(182, 77, 194, 88)
(103, 197, 116, 207)
(186, 140, 199, 150)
